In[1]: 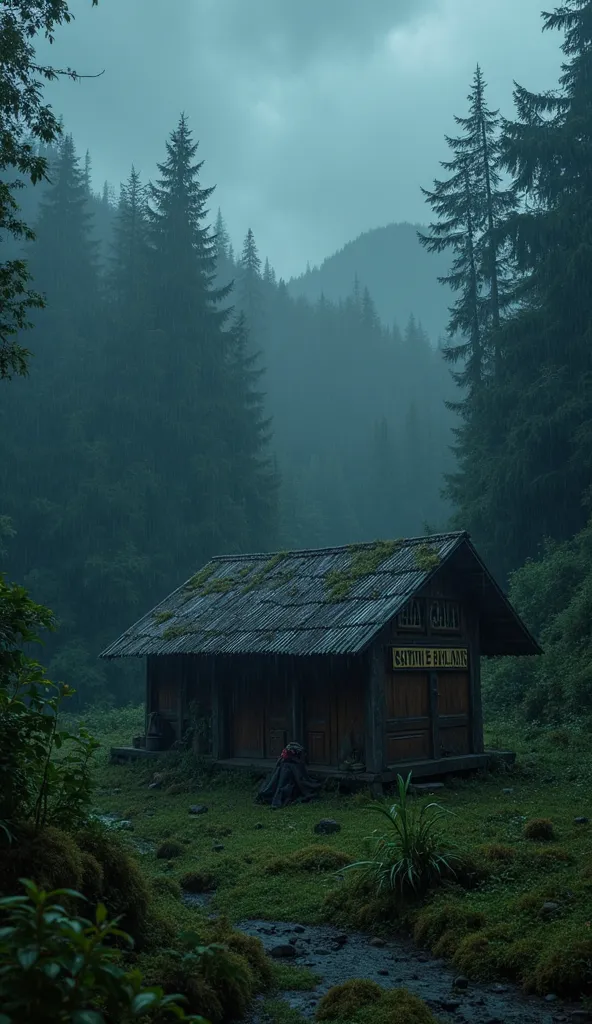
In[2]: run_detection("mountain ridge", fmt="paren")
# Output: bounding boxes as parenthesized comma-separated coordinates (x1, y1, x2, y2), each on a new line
(287, 220, 452, 343)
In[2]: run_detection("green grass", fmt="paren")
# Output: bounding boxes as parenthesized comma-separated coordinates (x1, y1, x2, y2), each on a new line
(85, 714, 592, 997)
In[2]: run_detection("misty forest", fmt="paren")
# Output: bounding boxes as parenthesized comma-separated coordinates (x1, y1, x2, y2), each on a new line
(2, 2, 592, 1023)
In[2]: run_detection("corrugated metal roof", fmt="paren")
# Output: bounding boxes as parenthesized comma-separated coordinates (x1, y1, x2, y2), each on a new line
(100, 533, 466, 659)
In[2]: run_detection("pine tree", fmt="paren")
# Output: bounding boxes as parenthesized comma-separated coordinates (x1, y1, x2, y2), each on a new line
(238, 227, 264, 342)
(361, 286, 380, 334)
(263, 258, 276, 286)
(148, 113, 230, 336)
(420, 66, 515, 392)
(0, 0, 99, 379)
(109, 166, 149, 311)
(214, 207, 232, 263)
(223, 313, 278, 550)
(32, 134, 99, 329)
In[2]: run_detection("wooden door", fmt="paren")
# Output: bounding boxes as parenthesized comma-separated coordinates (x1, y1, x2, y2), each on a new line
(265, 678, 290, 759)
(385, 672, 431, 763)
(336, 676, 365, 763)
(232, 678, 264, 758)
(303, 687, 333, 765)
(437, 672, 471, 756)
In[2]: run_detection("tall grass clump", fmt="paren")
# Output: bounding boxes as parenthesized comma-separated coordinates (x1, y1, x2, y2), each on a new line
(343, 773, 455, 896)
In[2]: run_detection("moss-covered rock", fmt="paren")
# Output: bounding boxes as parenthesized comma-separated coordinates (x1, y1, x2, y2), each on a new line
(266, 845, 352, 875)
(156, 839, 184, 859)
(524, 818, 555, 841)
(0, 824, 84, 897)
(75, 820, 155, 948)
(316, 980, 437, 1024)
(316, 979, 383, 1020)
(527, 935, 592, 997)
(180, 869, 216, 893)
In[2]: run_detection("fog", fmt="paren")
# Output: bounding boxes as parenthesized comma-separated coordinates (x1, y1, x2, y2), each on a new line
(37, 0, 561, 277)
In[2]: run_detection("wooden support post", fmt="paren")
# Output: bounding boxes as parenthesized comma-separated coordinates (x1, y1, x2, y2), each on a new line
(365, 644, 386, 774)
(468, 610, 484, 753)
(211, 663, 225, 759)
(429, 671, 440, 759)
(290, 661, 303, 745)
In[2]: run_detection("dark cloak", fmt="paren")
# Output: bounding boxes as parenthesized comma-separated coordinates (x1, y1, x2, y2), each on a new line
(256, 744, 321, 809)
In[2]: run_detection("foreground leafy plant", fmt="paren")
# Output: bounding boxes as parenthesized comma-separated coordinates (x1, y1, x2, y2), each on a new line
(344, 773, 456, 895)
(0, 879, 206, 1023)
(0, 574, 98, 835)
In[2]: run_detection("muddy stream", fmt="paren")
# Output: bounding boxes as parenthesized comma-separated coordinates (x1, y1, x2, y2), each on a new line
(182, 893, 585, 1024)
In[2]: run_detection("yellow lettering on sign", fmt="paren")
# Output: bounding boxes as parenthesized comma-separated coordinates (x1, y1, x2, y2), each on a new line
(391, 647, 468, 670)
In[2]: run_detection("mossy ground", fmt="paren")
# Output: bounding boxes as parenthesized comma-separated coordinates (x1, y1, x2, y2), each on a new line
(83, 707, 592, 999)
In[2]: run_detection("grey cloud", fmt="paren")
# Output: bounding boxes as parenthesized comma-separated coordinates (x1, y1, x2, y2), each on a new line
(205, 0, 435, 68)
(37, 0, 563, 278)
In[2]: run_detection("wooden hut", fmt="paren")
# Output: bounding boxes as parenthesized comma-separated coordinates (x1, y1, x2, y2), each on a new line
(101, 532, 540, 783)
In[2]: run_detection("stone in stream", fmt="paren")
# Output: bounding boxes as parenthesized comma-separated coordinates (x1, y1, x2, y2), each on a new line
(188, 804, 208, 815)
(377, 969, 389, 976)
(270, 944, 297, 959)
(454, 975, 469, 990)
(293, 924, 305, 933)
(545, 993, 558, 1002)
(441, 998, 461, 1012)
(314, 818, 341, 835)
(334, 934, 348, 946)
(369, 936, 386, 947)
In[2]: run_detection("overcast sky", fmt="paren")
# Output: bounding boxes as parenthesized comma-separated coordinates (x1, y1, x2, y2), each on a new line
(40, 0, 563, 279)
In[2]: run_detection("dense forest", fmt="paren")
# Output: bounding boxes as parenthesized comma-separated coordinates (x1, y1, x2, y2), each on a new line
(0, 126, 453, 706)
(2, 0, 592, 724)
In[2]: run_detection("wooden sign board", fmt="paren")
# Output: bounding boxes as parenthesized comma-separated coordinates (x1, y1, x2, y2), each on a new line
(391, 646, 468, 670)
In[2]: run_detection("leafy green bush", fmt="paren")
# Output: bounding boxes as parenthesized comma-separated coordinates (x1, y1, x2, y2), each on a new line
(0, 880, 203, 1023)
(482, 518, 592, 723)
(343, 773, 456, 896)
(0, 575, 98, 837)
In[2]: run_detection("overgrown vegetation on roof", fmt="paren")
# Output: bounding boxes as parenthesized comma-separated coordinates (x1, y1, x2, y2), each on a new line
(324, 540, 403, 603)
(413, 543, 441, 573)
(153, 610, 173, 625)
(242, 552, 291, 594)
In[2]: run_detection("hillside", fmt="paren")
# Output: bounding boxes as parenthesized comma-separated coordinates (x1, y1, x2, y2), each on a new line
(288, 221, 451, 342)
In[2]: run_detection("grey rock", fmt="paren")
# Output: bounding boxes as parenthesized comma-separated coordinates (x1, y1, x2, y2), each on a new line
(148, 781, 161, 790)
(541, 901, 559, 915)
(270, 944, 297, 959)
(502, 787, 514, 795)
(212, 843, 224, 852)
(314, 818, 341, 835)
(255, 822, 264, 830)
(454, 976, 469, 990)
(545, 994, 558, 1002)
(369, 937, 385, 947)
(491, 984, 508, 993)
(441, 998, 461, 1011)
(335, 934, 349, 946)
(188, 804, 208, 815)
(377, 968, 389, 976)
(574, 816, 589, 825)
(293, 924, 306, 933)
